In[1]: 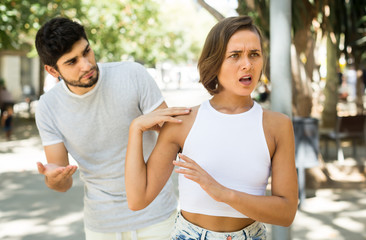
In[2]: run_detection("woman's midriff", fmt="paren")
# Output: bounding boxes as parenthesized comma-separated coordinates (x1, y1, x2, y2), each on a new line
(181, 210, 255, 232)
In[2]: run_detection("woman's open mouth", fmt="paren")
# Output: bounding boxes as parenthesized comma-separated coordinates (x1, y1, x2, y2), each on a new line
(239, 75, 252, 86)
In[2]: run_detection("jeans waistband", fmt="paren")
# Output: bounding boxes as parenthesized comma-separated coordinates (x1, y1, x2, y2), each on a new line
(174, 211, 265, 239)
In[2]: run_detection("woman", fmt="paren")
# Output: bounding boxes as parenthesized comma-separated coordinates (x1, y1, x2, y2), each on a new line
(125, 16, 298, 239)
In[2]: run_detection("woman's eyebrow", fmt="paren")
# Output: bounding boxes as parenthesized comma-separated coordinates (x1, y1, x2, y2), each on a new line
(227, 49, 261, 53)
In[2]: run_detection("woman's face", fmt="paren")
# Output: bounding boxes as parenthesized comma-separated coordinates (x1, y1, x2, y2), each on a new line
(217, 29, 263, 97)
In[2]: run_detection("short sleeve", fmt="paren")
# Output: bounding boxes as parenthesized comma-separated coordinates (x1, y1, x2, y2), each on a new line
(133, 63, 164, 114)
(35, 98, 63, 146)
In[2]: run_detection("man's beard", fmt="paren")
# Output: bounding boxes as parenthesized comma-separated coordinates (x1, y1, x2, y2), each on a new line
(60, 65, 99, 88)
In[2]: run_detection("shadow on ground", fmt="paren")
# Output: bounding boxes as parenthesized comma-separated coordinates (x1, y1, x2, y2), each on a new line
(0, 117, 42, 155)
(0, 171, 85, 240)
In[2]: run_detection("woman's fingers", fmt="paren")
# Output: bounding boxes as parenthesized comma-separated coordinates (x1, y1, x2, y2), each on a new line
(173, 154, 199, 172)
(178, 153, 194, 163)
(161, 107, 191, 116)
(134, 107, 191, 132)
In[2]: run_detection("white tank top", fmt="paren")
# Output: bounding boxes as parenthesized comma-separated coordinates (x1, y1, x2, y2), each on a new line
(179, 100, 271, 218)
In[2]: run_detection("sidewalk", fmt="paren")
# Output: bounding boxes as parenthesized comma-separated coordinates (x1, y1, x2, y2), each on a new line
(1, 86, 365, 240)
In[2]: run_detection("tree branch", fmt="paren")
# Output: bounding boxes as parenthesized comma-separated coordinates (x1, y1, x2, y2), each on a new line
(196, 0, 225, 21)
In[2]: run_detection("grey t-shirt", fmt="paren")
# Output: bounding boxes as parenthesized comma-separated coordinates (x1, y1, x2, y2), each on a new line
(35, 62, 177, 232)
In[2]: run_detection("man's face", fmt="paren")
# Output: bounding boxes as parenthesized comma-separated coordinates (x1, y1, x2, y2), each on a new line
(47, 38, 99, 94)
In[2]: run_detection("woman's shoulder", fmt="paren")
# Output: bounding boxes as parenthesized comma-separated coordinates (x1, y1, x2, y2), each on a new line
(263, 109, 292, 125)
(176, 104, 200, 121)
(160, 104, 201, 146)
(262, 109, 293, 140)
(262, 109, 294, 157)
(164, 104, 200, 131)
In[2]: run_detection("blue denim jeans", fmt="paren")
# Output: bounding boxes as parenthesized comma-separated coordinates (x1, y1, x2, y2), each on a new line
(171, 212, 266, 240)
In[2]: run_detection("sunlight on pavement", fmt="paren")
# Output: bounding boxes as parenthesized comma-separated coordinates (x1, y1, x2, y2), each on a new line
(292, 189, 366, 240)
(301, 197, 351, 213)
(47, 212, 84, 237)
(0, 219, 47, 238)
(304, 226, 340, 239)
(49, 212, 83, 226)
(333, 217, 364, 232)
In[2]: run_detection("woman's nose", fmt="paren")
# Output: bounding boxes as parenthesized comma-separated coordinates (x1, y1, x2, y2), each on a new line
(240, 57, 251, 70)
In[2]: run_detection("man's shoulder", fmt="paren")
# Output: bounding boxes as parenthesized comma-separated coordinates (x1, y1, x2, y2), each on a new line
(37, 83, 66, 113)
(99, 61, 151, 86)
(99, 61, 143, 72)
(39, 83, 61, 101)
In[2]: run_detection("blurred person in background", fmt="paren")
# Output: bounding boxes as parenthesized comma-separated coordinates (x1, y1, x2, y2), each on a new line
(345, 64, 357, 101)
(0, 78, 14, 140)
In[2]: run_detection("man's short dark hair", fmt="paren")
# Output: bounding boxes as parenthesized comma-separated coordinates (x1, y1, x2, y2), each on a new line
(35, 17, 88, 69)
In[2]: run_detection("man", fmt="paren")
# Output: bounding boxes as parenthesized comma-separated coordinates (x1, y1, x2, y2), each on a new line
(35, 17, 188, 239)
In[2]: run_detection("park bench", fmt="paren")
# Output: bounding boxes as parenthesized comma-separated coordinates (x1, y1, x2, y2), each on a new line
(321, 115, 366, 162)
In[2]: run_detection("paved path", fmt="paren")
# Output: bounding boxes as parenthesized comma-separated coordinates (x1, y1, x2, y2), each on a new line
(1, 86, 365, 239)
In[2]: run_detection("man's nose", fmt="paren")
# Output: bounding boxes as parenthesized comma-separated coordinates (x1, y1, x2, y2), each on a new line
(80, 57, 92, 71)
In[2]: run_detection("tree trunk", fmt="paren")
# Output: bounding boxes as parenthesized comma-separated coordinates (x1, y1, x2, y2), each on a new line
(291, 28, 314, 117)
(38, 58, 44, 98)
(291, 45, 313, 117)
(354, 54, 365, 115)
(321, 34, 338, 128)
(355, 74, 364, 114)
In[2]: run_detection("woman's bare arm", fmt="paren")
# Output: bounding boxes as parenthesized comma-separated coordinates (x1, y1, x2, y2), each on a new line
(125, 105, 191, 210)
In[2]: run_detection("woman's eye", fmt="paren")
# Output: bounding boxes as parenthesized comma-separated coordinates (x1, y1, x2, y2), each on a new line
(229, 53, 239, 58)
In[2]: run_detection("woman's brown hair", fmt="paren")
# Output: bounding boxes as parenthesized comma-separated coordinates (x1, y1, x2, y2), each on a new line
(198, 16, 264, 95)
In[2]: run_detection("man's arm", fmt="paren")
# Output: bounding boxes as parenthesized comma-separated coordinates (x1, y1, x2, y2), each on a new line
(37, 142, 77, 192)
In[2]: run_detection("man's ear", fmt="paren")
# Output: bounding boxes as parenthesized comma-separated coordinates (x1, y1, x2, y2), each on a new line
(45, 65, 60, 78)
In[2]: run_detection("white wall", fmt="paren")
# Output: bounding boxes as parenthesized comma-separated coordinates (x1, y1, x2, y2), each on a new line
(1, 55, 22, 101)
(0, 55, 40, 102)
(31, 57, 40, 96)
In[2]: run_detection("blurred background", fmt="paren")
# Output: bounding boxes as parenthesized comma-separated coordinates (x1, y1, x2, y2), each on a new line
(0, 0, 365, 239)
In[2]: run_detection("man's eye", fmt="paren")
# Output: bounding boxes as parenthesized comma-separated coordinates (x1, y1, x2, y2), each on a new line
(251, 53, 260, 57)
(68, 60, 76, 65)
(84, 48, 91, 55)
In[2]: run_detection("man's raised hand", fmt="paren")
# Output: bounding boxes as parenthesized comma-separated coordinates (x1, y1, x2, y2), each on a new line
(36, 162, 77, 192)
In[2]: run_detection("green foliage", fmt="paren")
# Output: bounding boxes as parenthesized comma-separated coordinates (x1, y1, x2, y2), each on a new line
(236, 0, 269, 39)
(0, 0, 83, 51)
(81, 0, 193, 66)
(0, 0, 197, 66)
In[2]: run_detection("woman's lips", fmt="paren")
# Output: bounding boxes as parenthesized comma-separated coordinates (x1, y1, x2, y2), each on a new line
(239, 75, 252, 86)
